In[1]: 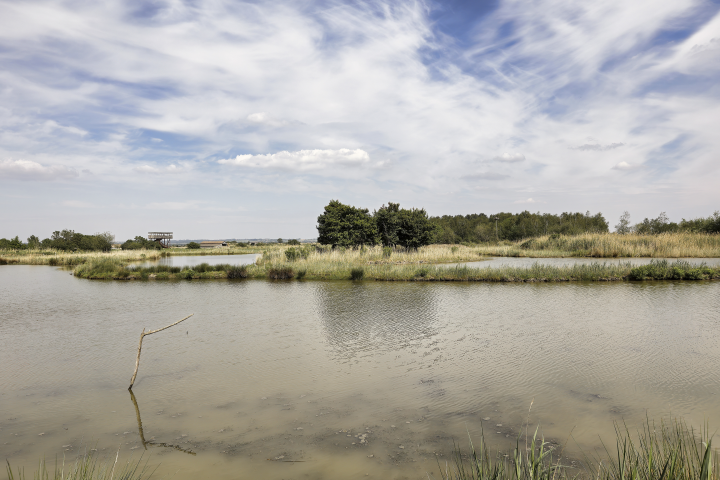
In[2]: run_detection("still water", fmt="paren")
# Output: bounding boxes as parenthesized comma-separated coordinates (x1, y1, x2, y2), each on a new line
(133, 253, 260, 269)
(1, 266, 720, 479)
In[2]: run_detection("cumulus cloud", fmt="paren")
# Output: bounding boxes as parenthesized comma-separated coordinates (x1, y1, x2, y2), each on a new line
(494, 153, 526, 163)
(574, 143, 625, 151)
(0, 159, 79, 181)
(134, 164, 183, 174)
(218, 149, 373, 172)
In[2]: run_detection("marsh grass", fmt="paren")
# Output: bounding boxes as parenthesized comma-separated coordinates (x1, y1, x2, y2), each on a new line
(436, 418, 717, 480)
(6, 450, 152, 480)
(480, 232, 720, 258)
(0, 249, 163, 267)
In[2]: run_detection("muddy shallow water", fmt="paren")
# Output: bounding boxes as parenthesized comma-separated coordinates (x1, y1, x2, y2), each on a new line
(1, 266, 720, 479)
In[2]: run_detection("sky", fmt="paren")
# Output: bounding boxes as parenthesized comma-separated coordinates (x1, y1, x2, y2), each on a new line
(1, 0, 719, 240)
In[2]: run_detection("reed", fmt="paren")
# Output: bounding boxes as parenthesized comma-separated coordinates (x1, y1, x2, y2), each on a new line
(0, 249, 163, 266)
(436, 417, 717, 480)
(6, 449, 152, 480)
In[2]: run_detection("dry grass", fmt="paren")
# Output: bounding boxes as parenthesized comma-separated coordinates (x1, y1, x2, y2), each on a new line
(0, 249, 164, 266)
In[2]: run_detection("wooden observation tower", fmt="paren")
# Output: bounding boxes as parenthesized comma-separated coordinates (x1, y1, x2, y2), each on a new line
(148, 232, 173, 248)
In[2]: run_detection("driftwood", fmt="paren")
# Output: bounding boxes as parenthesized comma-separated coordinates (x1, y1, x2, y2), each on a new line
(128, 314, 194, 390)
(129, 389, 196, 455)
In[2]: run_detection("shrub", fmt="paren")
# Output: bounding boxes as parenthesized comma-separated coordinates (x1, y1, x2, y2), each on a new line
(350, 267, 364, 280)
(287, 239, 301, 245)
(268, 266, 294, 279)
(296, 268, 307, 280)
(285, 248, 300, 261)
(180, 268, 196, 279)
(226, 265, 248, 279)
(383, 246, 392, 258)
(187, 242, 201, 249)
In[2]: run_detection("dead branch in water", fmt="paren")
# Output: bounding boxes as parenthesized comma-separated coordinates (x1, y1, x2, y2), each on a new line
(128, 314, 194, 390)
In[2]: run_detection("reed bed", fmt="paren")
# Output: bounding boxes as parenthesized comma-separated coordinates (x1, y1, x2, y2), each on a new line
(436, 418, 717, 480)
(478, 232, 720, 258)
(73, 256, 720, 282)
(0, 249, 163, 266)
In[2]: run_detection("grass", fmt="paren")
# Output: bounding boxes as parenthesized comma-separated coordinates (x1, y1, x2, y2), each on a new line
(6, 449, 152, 480)
(477, 232, 720, 258)
(71, 254, 720, 283)
(435, 417, 717, 480)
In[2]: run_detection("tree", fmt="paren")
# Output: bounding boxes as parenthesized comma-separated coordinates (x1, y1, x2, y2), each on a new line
(9, 236, 24, 250)
(287, 239, 301, 245)
(277, 238, 283, 244)
(615, 211, 632, 234)
(396, 207, 436, 249)
(374, 203, 401, 246)
(317, 200, 378, 247)
(27, 235, 40, 249)
(187, 242, 201, 249)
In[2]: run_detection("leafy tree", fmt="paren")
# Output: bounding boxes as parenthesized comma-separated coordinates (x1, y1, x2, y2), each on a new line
(8, 236, 24, 249)
(374, 202, 436, 248)
(186, 242, 201, 249)
(634, 212, 678, 234)
(0, 238, 11, 249)
(287, 239, 301, 245)
(27, 235, 40, 249)
(615, 211, 632, 234)
(121, 236, 161, 250)
(317, 200, 378, 247)
(277, 238, 283, 243)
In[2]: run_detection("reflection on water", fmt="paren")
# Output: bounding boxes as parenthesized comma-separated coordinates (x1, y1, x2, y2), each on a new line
(133, 253, 259, 269)
(1, 266, 720, 479)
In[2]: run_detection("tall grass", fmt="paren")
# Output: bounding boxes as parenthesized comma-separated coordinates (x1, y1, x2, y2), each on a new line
(6, 450, 152, 480)
(481, 232, 720, 258)
(435, 418, 718, 480)
(0, 249, 163, 266)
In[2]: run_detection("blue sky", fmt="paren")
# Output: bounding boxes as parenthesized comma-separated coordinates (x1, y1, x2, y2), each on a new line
(1, 0, 719, 240)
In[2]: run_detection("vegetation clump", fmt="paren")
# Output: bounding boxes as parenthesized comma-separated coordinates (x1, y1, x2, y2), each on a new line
(186, 241, 201, 249)
(628, 260, 718, 280)
(268, 266, 294, 279)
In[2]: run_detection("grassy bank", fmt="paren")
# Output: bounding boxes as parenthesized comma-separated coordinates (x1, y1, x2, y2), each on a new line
(7, 450, 151, 480)
(73, 256, 720, 282)
(439, 418, 717, 480)
(476, 232, 720, 258)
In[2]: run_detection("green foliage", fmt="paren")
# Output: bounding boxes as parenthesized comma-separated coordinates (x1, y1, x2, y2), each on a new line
(383, 246, 393, 258)
(628, 259, 718, 280)
(26, 235, 40, 249)
(42, 230, 114, 251)
(616, 210, 632, 234)
(633, 212, 679, 234)
(121, 236, 160, 250)
(285, 247, 300, 261)
(317, 200, 379, 247)
(226, 265, 248, 279)
(277, 238, 283, 243)
(679, 211, 720, 234)
(432, 210, 609, 243)
(186, 242, 201, 249)
(375, 202, 436, 248)
(268, 266, 294, 279)
(350, 267, 364, 280)
(287, 239, 301, 245)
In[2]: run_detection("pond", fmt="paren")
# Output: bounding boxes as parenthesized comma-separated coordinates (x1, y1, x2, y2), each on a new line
(1, 266, 720, 479)
(132, 253, 260, 269)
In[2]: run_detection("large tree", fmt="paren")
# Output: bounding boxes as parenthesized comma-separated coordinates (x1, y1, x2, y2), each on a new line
(317, 200, 378, 247)
(375, 202, 436, 248)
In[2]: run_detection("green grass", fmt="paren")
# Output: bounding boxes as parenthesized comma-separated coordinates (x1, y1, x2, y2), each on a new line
(72, 257, 720, 282)
(6, 450, 152, 480)
(435, 418, 717, 480)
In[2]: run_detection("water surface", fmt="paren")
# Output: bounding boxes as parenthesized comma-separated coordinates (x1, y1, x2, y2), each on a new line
(1, 266, 719, 479)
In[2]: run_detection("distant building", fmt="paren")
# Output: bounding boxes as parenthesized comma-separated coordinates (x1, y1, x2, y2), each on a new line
(200, 241, 228, 249)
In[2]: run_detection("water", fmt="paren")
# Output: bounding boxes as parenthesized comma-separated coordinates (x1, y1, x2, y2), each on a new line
(1, 266, 720, 479)
(132, 253, 259, 269)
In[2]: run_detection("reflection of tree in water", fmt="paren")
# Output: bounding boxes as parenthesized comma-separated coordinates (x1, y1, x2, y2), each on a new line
(129, 390, 196, 456)
(314, 282, 439, 359)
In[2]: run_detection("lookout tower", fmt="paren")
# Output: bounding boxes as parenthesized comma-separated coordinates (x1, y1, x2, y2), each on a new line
(148, 232, 173, 248)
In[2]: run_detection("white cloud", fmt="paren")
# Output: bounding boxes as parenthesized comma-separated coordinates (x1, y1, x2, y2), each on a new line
(0, 159, 79, 181)
(514, 198, 542, 204)
(134, 164, 183, 174)
(247, 112, 291, 128)
(218, 149, 374, 173)
(612, 161, 638, 170)
(494, 152, 526, 163)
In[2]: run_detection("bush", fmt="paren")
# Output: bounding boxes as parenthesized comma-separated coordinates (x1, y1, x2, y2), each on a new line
(180, 268, 196, 279)
(287, 239, 301, 245)
(285, 248, 300, 261)
(227, 265, 248, 279)
(350, 267, 364, 280)
(383, 246, 392, 258)
(268, 266, 294, 279)
(187, 242, 201, 249)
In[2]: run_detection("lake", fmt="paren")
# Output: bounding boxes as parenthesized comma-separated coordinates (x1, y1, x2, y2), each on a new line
(2, 265, 720, 479)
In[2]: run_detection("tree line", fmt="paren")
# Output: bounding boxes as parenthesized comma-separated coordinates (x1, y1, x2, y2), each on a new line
(0, 230, 114, 251)
(615, 211, 720, 234)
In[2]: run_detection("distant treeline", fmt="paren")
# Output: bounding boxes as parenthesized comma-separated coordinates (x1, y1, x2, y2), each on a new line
(431, 211, 609, 243)
(0, 230, 114, 251)
(617, 211, 720, 235)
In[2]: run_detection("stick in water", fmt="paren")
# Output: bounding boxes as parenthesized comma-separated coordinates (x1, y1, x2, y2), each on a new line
(128, 314, 194, 390)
